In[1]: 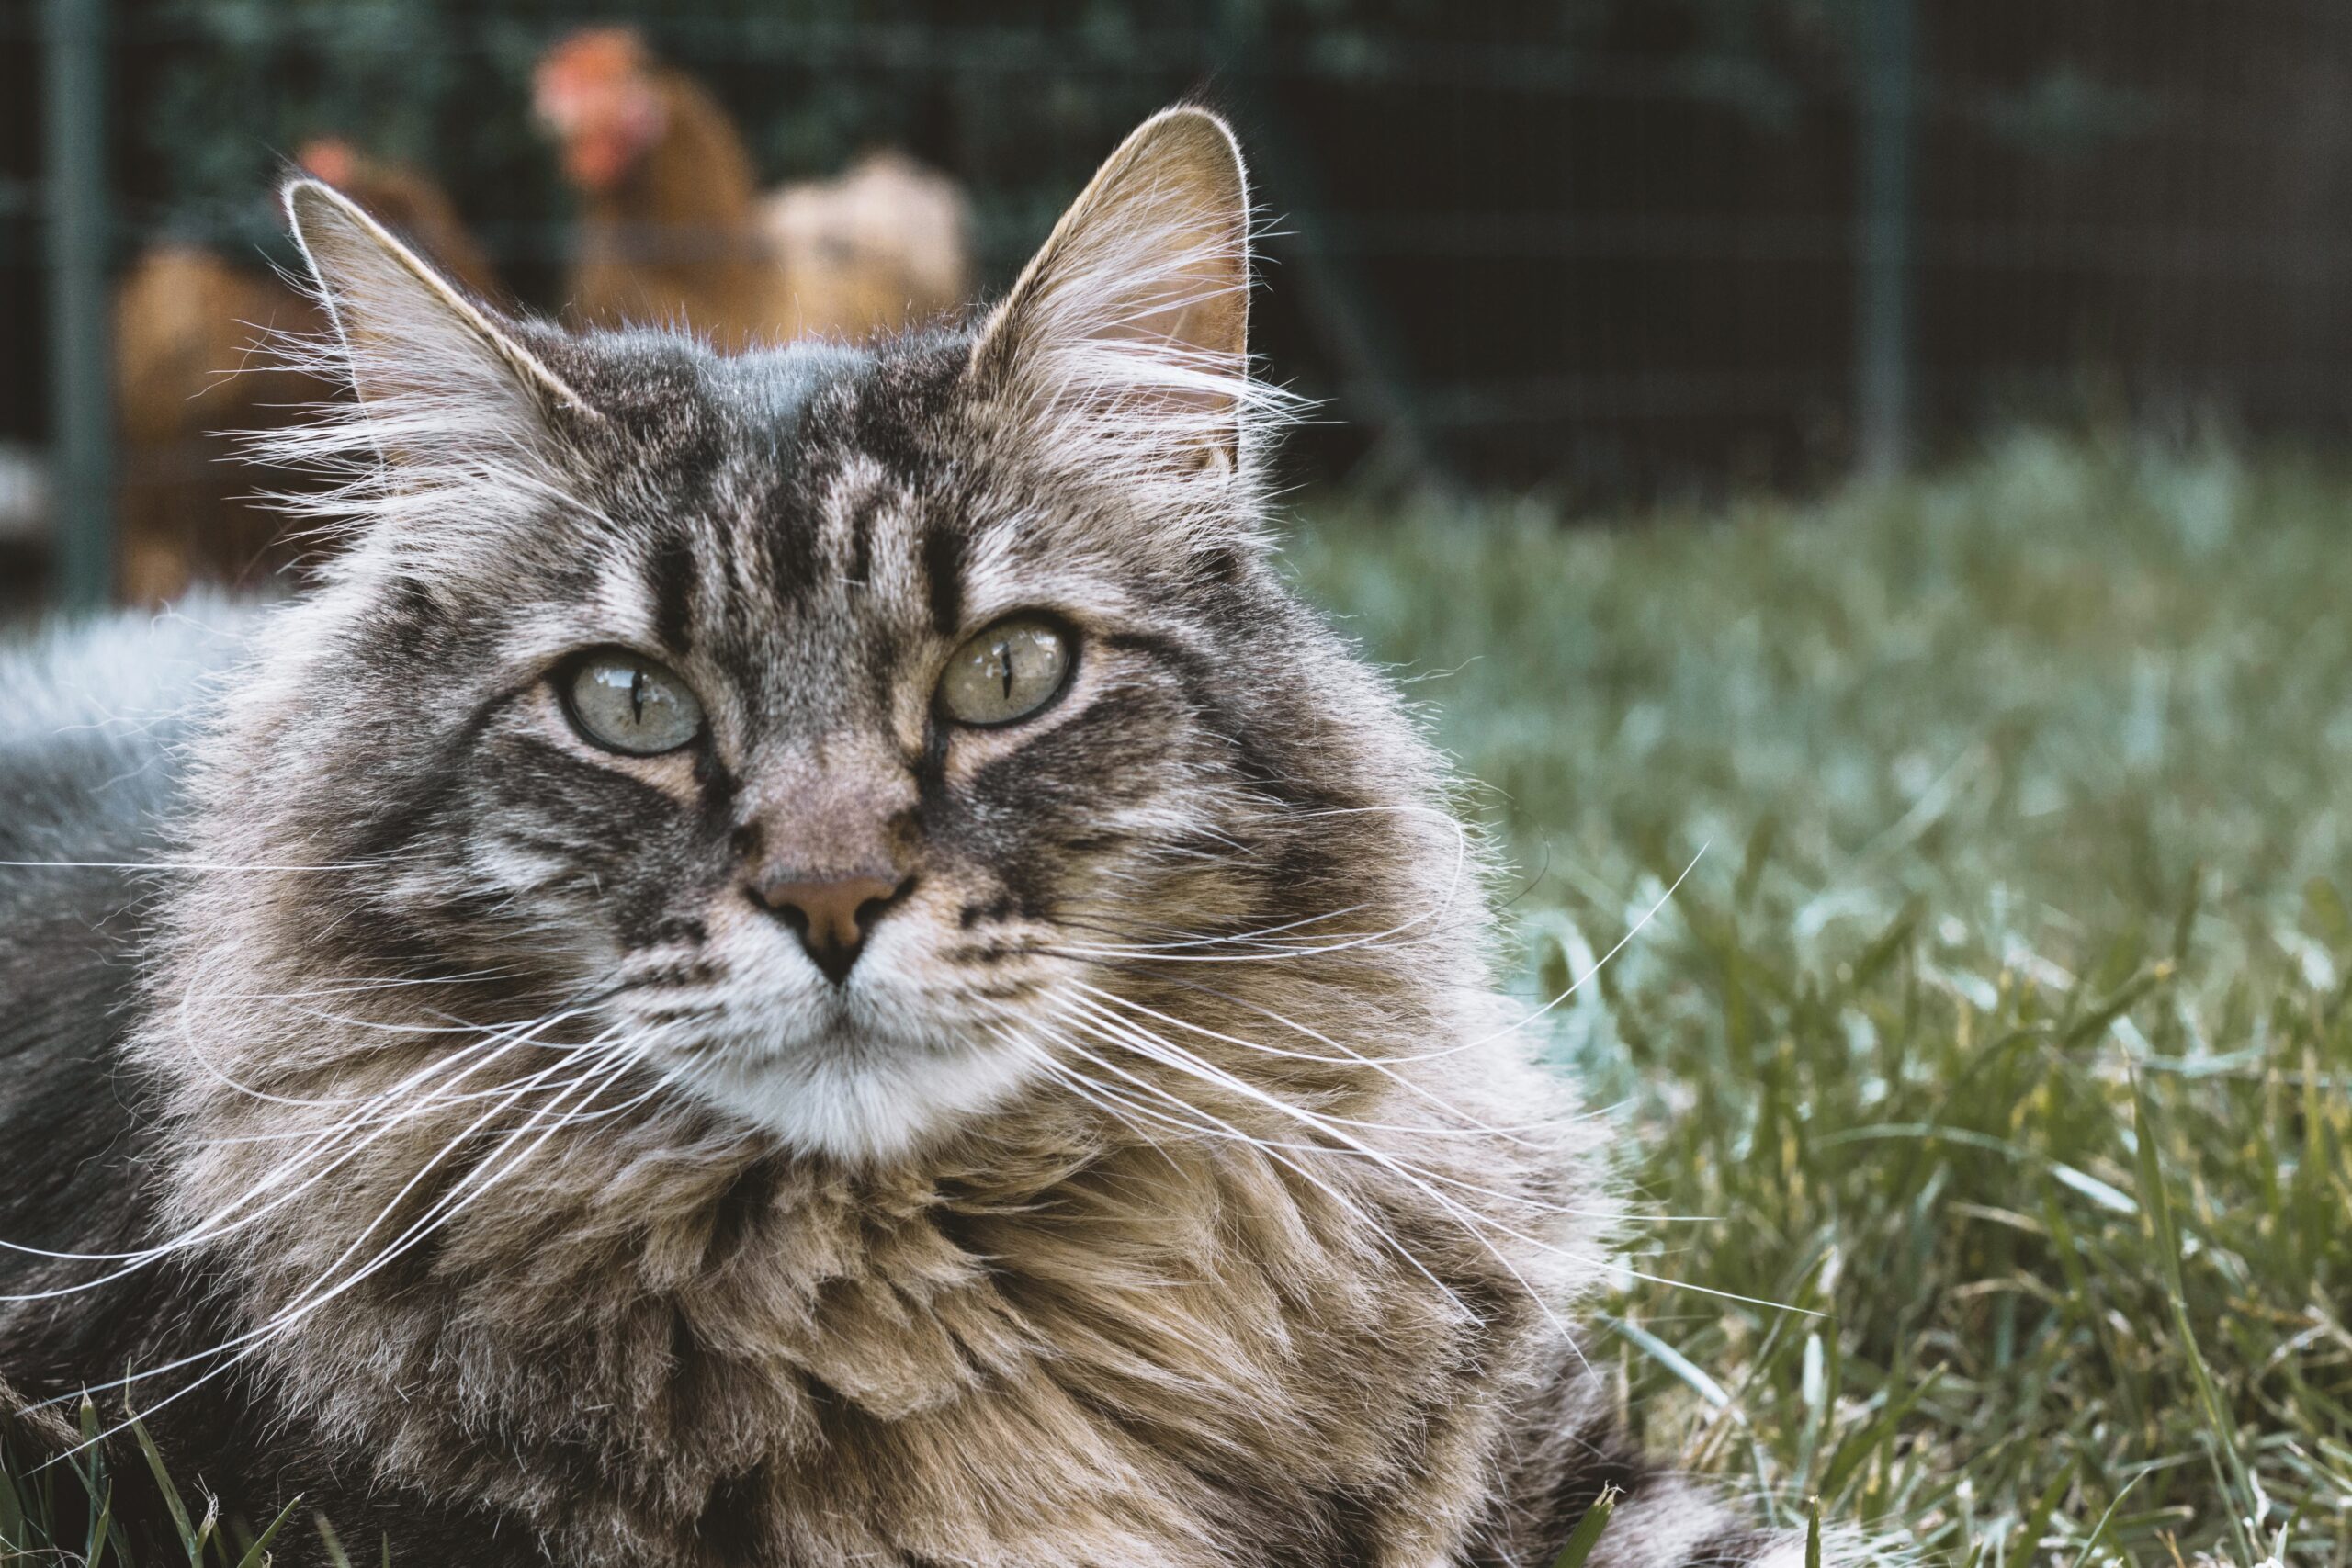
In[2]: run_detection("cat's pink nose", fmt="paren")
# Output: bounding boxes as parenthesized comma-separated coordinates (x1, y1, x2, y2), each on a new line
(752, 872, 908, 984)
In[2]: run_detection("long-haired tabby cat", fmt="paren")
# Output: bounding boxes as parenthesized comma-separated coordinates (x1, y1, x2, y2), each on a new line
(0, 109, 1889, 1567)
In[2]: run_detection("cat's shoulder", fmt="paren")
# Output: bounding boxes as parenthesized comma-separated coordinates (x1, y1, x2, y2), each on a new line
(0, 604, 250, 1189)
(0, 603, 248, 862)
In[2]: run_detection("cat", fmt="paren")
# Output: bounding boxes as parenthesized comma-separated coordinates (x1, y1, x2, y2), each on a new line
(0, 108, 1892, 1567)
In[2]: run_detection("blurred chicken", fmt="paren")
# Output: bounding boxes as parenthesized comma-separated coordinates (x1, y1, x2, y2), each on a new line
(761, 151, 969, 342)
(113, 142, 495, 604)
(113, 246, 318, 604)
(533, 28, 969, 349)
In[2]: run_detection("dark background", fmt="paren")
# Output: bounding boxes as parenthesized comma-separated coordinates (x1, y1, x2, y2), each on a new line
(5, 0, 2351, 568)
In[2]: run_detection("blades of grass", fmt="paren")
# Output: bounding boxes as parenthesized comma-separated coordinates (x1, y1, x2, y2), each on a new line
(130, 1411, 201, 1558)
(1605, 1315, 1733, 1414)
(2010, 1455, 2077, 1562)
(1805, 1495, 1823, 1568)
(2169, 866, 2203, 966)
(2133, 1077, 2261, 1564)
(2039, 1192, 2146, 1433)
(0, 1442, 25, 1551)
(1736, 817, 1778, 910)
(2302, 878, 2349, 949)
(3, 1434, 51, 1555)
(68, 1395, 118, 1542)
(85, 1482, 116, 1568)
(1820, 1368, 1944, 1504)
(315, 1510, 354, 1568)
(1846, 902, 1923, 997)
(1549, 1483, 1621, 1568)
(1687, 1307, 1796, 1479)
(2067, 1469, 2146, 1568)
(2061, 965, 2170, 1050)
(232, 1495, 304, 1568)
(2297, 1045, 2340, 1292)
(1795, 1330, 1832, 1489)
(2047, 1162, 2136, 1217)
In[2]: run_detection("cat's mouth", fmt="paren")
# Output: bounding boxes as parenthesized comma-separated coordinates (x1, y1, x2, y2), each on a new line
(649, 994, 1040, 1163)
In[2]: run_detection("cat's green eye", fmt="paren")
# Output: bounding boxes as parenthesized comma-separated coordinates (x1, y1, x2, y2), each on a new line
(561, 649, 706, 756)
(937, 616, 1073, 728)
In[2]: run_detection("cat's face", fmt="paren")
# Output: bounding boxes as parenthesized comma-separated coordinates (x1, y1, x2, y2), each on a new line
(237, 110, 1454, 1163)
(311, 333, 1326, 1163)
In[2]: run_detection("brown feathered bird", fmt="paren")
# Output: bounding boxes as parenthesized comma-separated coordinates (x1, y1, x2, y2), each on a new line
(112, 141, 496, 605)
(533, 28, 970, 350)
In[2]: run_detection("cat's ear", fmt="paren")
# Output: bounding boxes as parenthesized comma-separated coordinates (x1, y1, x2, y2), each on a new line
(971, 107, 1276, 479)
(282, 177, 594, 434)
(273, 178, 600, 557)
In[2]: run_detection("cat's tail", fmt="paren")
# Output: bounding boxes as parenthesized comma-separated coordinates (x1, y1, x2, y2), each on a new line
(1472, 1365, 1916, 1568)
(1566, 1484, 1914, 1568)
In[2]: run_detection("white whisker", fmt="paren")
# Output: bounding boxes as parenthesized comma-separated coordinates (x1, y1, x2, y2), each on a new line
(1000, 1013, 1470, 1314)
(40, 1031, 660, 1459)
(1047, 997, 1578, 1343)
(0, 1014, 582, 1288)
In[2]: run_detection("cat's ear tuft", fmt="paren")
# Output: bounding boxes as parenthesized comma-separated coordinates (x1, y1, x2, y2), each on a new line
(972, 107, 1282, 479)
(265, 179, 602, 563)
(282, 177, 593, 424)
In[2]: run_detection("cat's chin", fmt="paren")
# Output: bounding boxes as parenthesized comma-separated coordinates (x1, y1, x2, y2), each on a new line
(668, 1021, 1037, 1166)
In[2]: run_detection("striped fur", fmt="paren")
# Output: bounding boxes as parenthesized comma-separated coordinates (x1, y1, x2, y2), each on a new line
(0, 110, 1901, 1566)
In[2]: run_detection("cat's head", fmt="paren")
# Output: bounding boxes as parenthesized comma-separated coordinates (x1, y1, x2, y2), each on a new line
(194, 108, 1474, 1166)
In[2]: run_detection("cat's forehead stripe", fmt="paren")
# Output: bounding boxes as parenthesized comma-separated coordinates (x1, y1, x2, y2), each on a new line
(819, 457, 904, 602)
(754, 460, 827, 607)
(920, 513, 966, 636)
(646, 529, 696, 654)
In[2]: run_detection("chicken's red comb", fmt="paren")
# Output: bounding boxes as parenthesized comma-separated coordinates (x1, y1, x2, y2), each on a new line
(537, 26, 649, 96)
(297, 138, 356, 189)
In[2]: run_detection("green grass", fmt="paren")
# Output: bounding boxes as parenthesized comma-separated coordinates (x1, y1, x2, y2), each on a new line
(9, 432, 2351, 1564)
(1287, 430, 2352, 1565)
(0, 1404, 311, 1567)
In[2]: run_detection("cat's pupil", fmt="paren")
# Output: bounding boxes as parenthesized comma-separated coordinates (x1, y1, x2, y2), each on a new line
(934, 616, 1071, 727)
(562, 650, 705, 755)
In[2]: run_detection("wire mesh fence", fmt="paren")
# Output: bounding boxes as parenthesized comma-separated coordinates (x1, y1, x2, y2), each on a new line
(7, 0, 2352, 608)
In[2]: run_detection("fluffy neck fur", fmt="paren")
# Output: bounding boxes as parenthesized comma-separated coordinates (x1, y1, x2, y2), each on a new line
(146, 814, 1602, 1564)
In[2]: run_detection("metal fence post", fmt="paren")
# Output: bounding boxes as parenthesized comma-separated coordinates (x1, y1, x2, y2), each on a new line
(1214, 0, 1453, 497)
(44, 0, 113, 610)
(1856, 0, 1915, 481)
